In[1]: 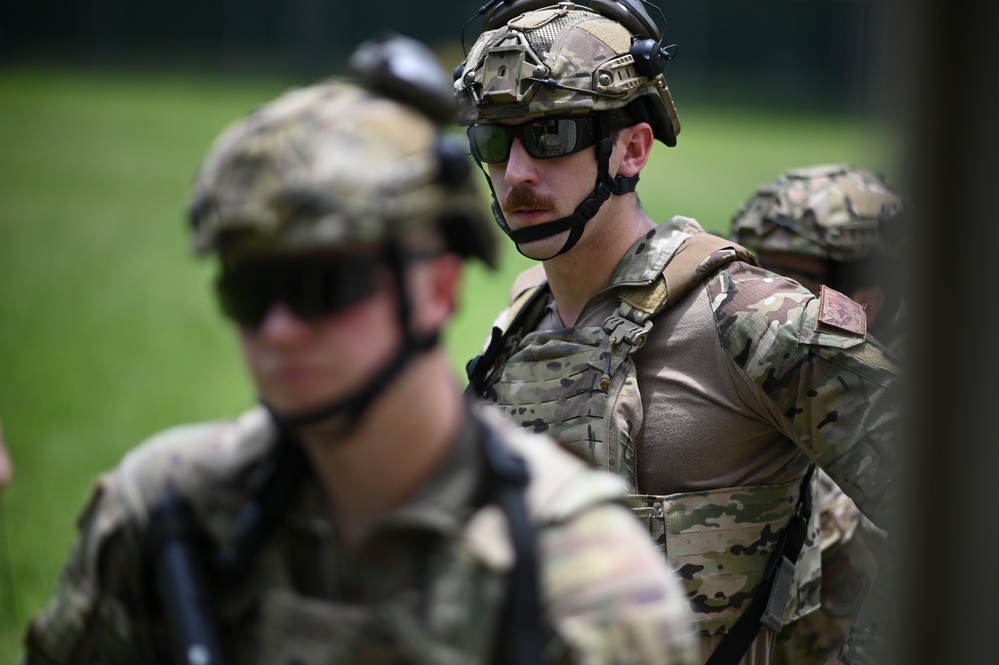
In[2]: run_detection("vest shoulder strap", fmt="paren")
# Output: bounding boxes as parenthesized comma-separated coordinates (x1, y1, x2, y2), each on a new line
(465, 278, 551, 397)
(619, 232, 758, 322)
(465, 234, 757, 396)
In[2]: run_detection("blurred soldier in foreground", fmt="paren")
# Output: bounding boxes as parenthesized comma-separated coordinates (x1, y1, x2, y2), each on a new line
(455, 2, 901, 664)
(21, 34, 697, 665)
(730, 164, 905, 664)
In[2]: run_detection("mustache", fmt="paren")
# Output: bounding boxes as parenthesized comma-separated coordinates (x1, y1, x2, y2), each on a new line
(501, 185, 558, 214)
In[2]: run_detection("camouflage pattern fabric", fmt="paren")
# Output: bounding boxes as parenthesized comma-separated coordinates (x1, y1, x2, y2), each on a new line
(729, 164, 903, 262)
(188, 80, 493, 262)
(480, 220, 824, 635)
(455, 3, 680, 144)
(477, 219, 900, 662)
(21, 403, 698, 665)
(771, 470, 885, 665)
(483, 224, 692, 489)
(706, 260, 899, 665)
(630, 476, 820, 635)
(729, 164, 905, 664)
(704, 259, 899, 521)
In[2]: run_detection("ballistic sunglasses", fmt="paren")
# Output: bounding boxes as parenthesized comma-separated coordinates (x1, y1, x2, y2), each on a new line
(467, 116, 603, 163)
(216, 254, 385, 328)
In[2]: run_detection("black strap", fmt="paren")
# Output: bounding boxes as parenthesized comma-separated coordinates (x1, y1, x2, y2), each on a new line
(480, 426, 543, 665)
(705, 464, 816, 665)
(466, 325, 507, 397)
(151, 494, 229, 665)
(465, 283, 552, 398)
(214, 438, 310, 582)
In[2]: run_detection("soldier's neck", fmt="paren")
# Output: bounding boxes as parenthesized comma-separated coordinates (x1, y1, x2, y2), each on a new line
(298, 351, 463, 548)
(543, 207, 656, 327)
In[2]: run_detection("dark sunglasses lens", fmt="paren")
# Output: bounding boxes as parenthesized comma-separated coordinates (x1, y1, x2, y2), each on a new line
(469, 124, 512, 163)
(288, 259, 381, 322)
(469, 118, 594, 163)
(523, 118, 585, 159)
(216, 257, 382, 328)
(216, 269, 271, 327)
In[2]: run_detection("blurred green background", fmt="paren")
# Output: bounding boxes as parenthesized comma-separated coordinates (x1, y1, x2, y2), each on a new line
(0, 1, 899, 659)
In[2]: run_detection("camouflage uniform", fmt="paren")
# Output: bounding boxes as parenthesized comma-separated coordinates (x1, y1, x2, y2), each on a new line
(456, 7, 901, 664)
(730, 163, 906, 360)
(23, 402, 697, 664)
(22, 35, 699, 665)
(473, 218, 899, 664)
(730, 164, 906, 664)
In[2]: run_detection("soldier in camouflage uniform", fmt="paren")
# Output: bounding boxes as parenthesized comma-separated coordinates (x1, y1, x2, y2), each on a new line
(455, 3, 901, 665)
(729, 164, 905, 664)
(21, 35, 699, 665)
(730, 164, 906, 359)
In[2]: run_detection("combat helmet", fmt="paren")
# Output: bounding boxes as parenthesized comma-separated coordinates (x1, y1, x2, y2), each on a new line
(454, 0, 681, 259)
(729, 164, 904, 263)
(187, 34, 496, 432)
(189, 35, 496, 268)
(455, 0, 680, 145)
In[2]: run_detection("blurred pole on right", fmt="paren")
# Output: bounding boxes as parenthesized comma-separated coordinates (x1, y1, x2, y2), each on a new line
(884, 0, 999, 663)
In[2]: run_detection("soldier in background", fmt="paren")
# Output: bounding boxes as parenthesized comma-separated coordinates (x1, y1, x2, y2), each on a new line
(455, 2, 901, 664)
(730, 164, 906, 359)
(21, 35, 698, 665)
(730, 164, 905, 664)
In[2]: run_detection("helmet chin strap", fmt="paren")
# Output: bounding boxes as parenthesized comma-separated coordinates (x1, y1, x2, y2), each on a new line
(261, 244, 440, 437)
(483, 113, 640, 261)
(261, 332, 438, 435)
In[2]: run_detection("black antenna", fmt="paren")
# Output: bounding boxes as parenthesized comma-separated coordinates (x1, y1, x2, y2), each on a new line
(461, 0, 509, 55)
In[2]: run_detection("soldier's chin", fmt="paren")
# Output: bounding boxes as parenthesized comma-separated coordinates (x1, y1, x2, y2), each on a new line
(515, 231, 573, 261)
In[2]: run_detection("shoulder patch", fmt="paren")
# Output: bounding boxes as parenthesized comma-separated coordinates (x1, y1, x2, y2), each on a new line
(818, 285, 867, 335)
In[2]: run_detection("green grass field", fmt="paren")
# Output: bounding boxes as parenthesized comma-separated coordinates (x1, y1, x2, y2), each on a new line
(0, 65, 896, 659)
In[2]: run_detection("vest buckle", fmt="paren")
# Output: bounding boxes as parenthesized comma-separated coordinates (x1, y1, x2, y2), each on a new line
(604, 316, 653, 354)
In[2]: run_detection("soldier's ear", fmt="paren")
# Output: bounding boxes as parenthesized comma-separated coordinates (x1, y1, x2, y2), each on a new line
(615, 122, 655, 177)
(411, 253, 464, 329)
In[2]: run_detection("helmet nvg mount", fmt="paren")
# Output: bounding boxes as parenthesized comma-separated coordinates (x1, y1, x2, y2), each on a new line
(729, 164, 905, 263)
(454, 0, 681, 260)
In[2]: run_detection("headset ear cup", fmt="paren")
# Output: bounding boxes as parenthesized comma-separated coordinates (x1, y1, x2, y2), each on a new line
(630, 39, 666, 79)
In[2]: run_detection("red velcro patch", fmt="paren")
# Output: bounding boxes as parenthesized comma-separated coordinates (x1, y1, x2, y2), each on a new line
(818, 285, 867, 335)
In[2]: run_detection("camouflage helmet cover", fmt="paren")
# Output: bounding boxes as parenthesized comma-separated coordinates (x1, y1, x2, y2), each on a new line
(455, 2, 680, 145)
(729, 164, 904, 263)
(189, 78, 495, 264)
